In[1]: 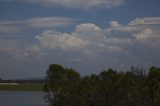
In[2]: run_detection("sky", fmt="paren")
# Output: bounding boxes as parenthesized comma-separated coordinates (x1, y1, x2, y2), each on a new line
(0, 0, 160, 79)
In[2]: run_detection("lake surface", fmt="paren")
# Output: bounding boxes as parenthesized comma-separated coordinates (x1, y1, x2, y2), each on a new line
(0, 91, 49, 106)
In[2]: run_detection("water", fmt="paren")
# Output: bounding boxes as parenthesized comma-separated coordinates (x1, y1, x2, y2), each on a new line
(0, 91, 49, 106)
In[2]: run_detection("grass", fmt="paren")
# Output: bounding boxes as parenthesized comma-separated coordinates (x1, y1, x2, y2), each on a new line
(0, 83, 44, 91)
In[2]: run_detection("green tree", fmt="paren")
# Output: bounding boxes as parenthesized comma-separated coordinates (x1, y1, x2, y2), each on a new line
(147, 67, 160, 106)
(99, 68, 120, 106)
(44, 64, 65, 106)
(44, 65, 160, 106)
(58, 68, 81, 106)
(44, 64, 81, 106)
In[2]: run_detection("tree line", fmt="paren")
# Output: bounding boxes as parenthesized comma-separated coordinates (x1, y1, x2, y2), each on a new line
(43, 64, 160, 106)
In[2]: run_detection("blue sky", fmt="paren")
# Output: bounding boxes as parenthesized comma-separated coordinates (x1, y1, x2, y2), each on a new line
(0, 0, 160, 79)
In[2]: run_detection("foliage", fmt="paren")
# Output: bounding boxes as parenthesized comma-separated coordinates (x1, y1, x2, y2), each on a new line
(44, 64, 160, 106)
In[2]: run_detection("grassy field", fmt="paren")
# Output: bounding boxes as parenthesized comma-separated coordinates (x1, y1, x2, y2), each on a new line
(0, 83, 44, 91)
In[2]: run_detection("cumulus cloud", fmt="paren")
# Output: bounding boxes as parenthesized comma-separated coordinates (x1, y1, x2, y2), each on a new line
(76, 23, 102, 33)
(75, 23, 106, 45)
(1, 16, 160, 77)
(30, 17, 160, 67)
(103, 17, 160, 66)
(2, 17, 160, 59)
(110, 21, 122, 28)
(36, 30, 89, 50)
(36, 23, 103, 51)
(38, 19, 160, 56)
(36, 23, 127, 54)
(134, 28, 160, 48)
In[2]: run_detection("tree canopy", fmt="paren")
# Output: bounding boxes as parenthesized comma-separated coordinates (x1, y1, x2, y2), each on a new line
(44, 64, 160, 106)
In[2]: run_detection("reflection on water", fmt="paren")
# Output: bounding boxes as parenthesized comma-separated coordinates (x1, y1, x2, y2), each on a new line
(0, 91, 48, 106)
